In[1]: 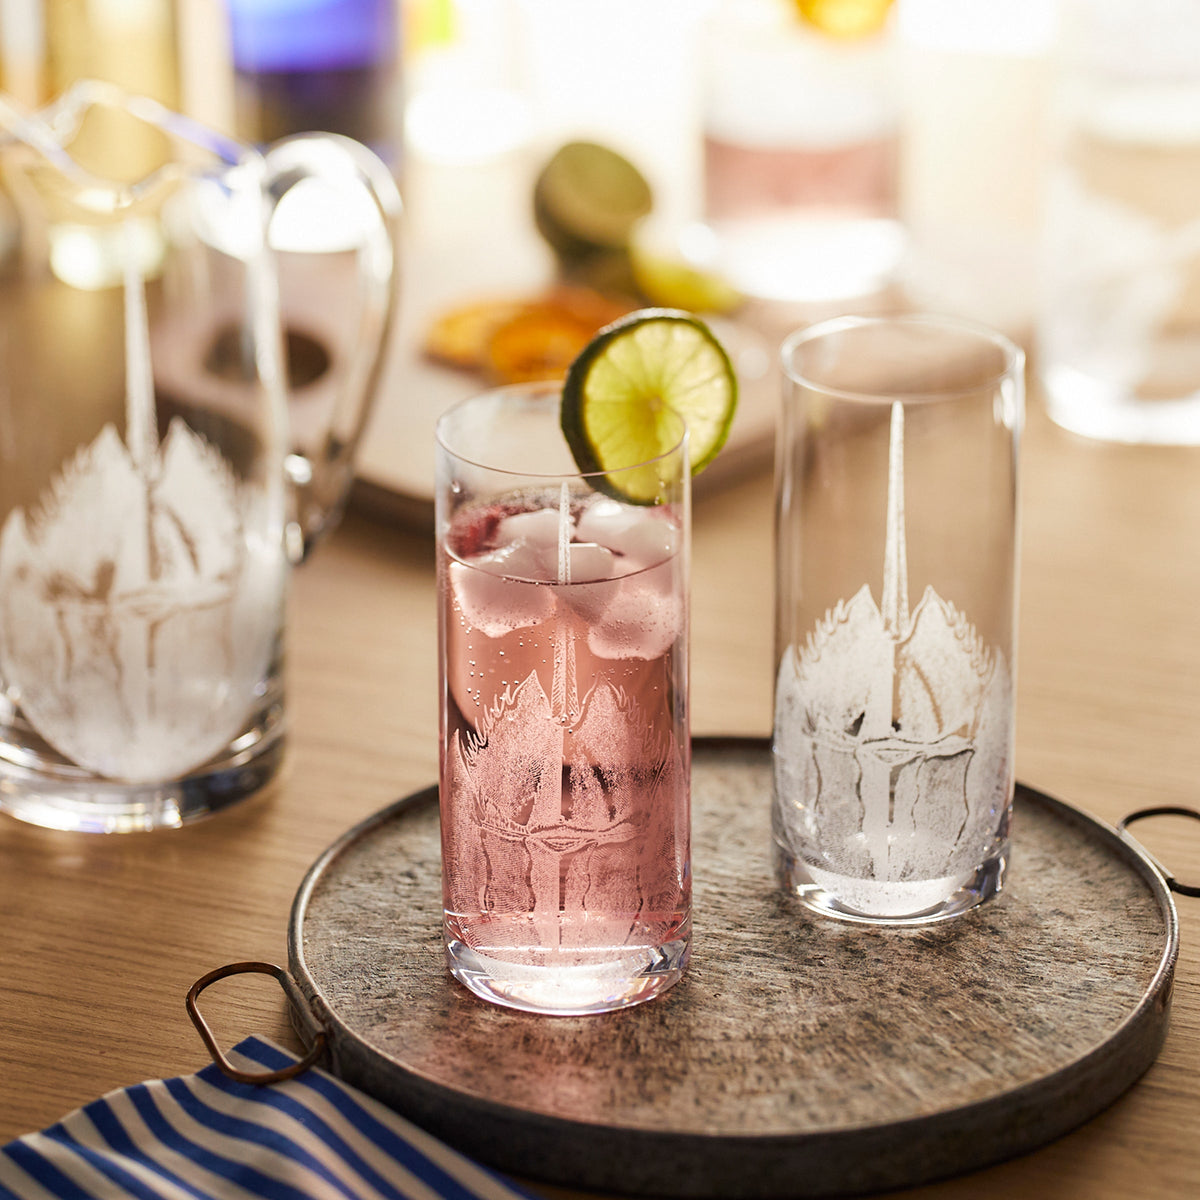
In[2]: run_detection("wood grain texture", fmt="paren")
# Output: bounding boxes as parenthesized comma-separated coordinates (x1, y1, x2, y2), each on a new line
(289, 742, 1173, 1198)
(1, 390, 1199, 1199)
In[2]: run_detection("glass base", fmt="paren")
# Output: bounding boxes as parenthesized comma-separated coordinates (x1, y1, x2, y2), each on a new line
(445, 929, 691, 1016)
(776, 843, 1008, 927)
(1042, 363, 1200, 445)
(0, 698, 286, 833)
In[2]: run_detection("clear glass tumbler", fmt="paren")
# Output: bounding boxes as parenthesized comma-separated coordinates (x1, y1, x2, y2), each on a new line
(774, 315, 1023, 924)
(436, 383, 691, 1014)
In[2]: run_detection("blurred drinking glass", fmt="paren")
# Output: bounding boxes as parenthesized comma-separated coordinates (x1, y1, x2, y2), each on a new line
(702, 0, 904, 307)
(1037, 0, 1200, 443)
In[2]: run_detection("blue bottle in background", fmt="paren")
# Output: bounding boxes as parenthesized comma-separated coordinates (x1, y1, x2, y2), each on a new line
(226, 0, 400, 167)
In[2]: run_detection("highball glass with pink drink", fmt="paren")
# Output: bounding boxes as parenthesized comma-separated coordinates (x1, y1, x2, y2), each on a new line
(435, 383, 691, 1015)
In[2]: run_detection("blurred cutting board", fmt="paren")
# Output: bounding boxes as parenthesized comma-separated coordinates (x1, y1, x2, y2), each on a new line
(350, 246, 785, 532)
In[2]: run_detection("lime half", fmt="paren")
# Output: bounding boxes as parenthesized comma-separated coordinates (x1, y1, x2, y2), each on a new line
(534, 141, 652, 259)
(561, 309, 738, 503)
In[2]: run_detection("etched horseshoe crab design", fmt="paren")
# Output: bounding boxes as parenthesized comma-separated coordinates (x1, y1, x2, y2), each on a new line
(0, 226, 283, 783)
(775, 402, 1012, 884)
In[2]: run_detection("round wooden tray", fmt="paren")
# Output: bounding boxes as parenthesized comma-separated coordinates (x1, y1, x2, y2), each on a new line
(287, 737, 1178, 1199)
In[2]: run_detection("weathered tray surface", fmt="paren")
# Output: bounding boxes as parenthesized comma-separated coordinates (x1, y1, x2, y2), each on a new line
(288, 738, 1177, 1199)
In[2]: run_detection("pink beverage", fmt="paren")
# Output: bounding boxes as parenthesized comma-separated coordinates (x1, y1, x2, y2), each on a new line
(438, 488, 690, 1014)
(704, 135, 897, 221)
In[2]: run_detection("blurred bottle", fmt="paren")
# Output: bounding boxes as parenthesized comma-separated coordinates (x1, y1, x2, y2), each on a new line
(400, 0, 547, 303)
(178, 0, 236, 134)
(44, 0, 181, 180)
(0, 0, 43, 107)
(11, 0, 184, 286)
(895, 0, 1058, 338)
(225, 0, 401, 169)
(220, 0, 404, 484)
(702, 0, 903, 307)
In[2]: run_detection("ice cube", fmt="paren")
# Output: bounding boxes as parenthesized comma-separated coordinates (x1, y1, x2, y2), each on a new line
(575, 496, 626, 534)
(449, 548, 552, 637)
(557, 542, 619, 622)
(494, 506, 592, 582)
(565, 542, 615, 582)
(495, 511, 619, 586)
(588, 563, 682, 660)
(576, 499, 677, 573)
(498, 508, 564, 554)
(477, 537, 552, 583)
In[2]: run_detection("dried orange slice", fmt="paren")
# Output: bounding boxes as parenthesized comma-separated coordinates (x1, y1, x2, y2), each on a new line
(485, 306, 599, 383)
(426, 286, 634, 382)
(424, 297, 527, 370)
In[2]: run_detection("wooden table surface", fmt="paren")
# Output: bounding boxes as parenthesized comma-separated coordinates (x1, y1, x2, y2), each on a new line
(2, 392, 1199, 1198)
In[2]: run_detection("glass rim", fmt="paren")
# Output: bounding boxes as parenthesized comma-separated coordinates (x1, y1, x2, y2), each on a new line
(780, 313, 1025, 406)
(435, 380, 690, 482)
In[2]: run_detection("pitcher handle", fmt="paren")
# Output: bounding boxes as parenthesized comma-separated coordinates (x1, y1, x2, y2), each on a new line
(261, 133, 402, 562)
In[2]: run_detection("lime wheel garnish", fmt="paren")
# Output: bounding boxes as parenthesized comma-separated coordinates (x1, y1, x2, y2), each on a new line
(561, 308, 738, 503)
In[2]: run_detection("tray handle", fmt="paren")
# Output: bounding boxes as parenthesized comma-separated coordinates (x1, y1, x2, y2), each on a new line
(186, 961, 328, 1084)
(1118, 807, 1200, 898)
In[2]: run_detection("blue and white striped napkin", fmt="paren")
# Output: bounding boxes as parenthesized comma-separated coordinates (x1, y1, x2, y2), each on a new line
(0, 1037, 538, 1200)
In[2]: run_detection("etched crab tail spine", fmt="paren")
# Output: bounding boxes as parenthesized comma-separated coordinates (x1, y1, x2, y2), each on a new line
(881, 401, 909, 641)
(122, 221, 159, 483)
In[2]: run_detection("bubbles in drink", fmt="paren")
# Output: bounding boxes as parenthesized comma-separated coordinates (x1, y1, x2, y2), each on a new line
(439, 491, 689, 1001)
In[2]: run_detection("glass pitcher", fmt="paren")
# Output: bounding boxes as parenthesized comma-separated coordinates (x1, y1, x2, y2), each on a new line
(0, 80, 400, 831)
